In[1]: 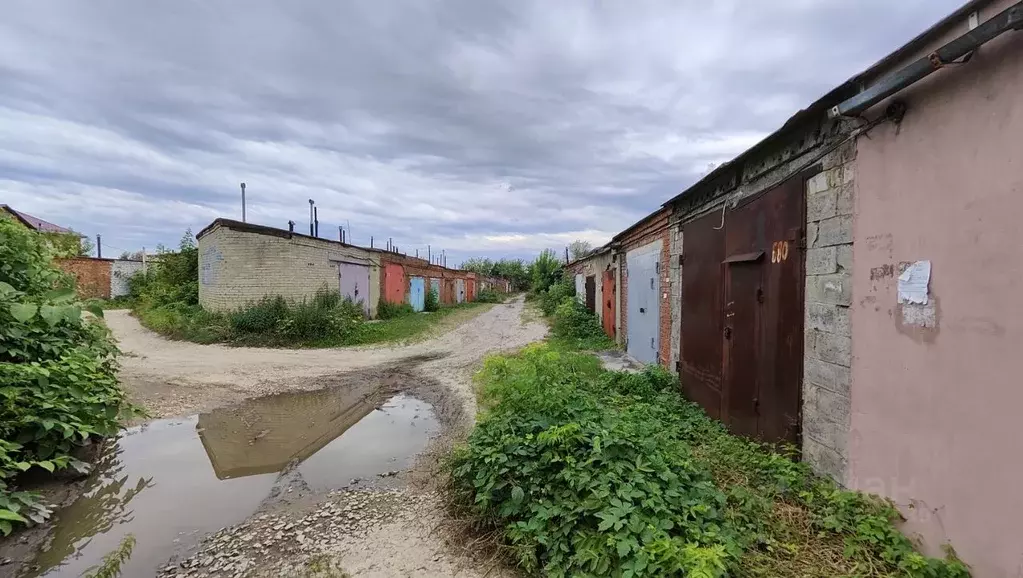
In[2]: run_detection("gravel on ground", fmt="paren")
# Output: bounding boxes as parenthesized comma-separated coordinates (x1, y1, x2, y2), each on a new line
(108, 296, 545, 577)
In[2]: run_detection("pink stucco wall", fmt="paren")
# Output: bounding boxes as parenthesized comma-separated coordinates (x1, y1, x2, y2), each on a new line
(850, 3, 1023, 575)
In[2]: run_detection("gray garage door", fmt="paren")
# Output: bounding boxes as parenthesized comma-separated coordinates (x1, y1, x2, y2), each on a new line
(626, 241, 660, 364)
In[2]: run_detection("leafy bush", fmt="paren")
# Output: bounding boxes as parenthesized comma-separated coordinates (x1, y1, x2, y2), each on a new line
(127, 230, 198, 307)
(377, 301, 415, 319)
(229, 295, 288, 334)
(539, 279, 575, 317)
(424, 288, 440, 312)
(551, 297, 614, 349)
(450, 344, 969, 578)
(475, 289, 501, 303)
(226, 290, 364, 344)
(0, 217, 130, 535)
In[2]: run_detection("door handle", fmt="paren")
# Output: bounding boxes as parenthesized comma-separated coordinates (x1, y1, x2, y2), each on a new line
(724, 327, 732, 339)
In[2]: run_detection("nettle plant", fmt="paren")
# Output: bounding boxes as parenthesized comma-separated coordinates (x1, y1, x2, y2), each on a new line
(0, 217, 130, 535)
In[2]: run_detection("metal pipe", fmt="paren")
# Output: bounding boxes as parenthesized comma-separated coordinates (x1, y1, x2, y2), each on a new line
(831, 2, 1023, 118)
(370, 236, 374, 248)
(308, 200, 314, 236)
(288, 220, 295, 232)
(240, 182, 246, 222)
(314, 207, 319, 237)
(96, 234, 102, 258)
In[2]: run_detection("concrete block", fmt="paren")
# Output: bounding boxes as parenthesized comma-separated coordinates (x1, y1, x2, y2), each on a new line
(836, 245, 853, 272)
(806, 190, 838, 223)
(826, 167, 845, 189)
(804, 382, 851, 423)
(805, 327, 817, 355)
(803, 436, 847, 484)
(806, 222, 819, 248)
(806, 172, 829, 195)
(822, 140, 857, 170)
(806, 274, 852, 306)
(806, 247, 837, 275)
(805, 302, 850, 336)
(814, 332, 852, 367)
(804, 356, 851, 396)
(803, 411, 848, 455)
(815, 216, 852, 247)
(836, 182, 854, 216)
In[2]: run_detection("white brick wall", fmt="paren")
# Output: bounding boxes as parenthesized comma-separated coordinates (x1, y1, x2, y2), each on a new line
(110, 260, 144, 298)
(198, 224, 381, 316)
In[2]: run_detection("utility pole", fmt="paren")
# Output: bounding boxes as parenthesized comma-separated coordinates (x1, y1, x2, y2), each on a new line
(240, 182, 246, 222)
(96, 234, 102, 258)
(308, 199, 315, 236)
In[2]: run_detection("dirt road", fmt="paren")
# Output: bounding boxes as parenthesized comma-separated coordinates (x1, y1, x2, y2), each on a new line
(109, 297, 545, 426)
(100, 297, 545, 577)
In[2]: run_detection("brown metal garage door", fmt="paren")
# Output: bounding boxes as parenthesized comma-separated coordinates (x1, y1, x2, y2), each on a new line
(679, 172, 806, 445)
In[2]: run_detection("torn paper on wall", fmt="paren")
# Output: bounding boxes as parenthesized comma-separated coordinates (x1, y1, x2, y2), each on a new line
(898, 260, 931, 305)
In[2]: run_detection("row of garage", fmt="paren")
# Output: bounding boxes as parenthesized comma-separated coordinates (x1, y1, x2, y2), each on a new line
(564, 3, 1023, 572)
(195, 219, 508, 317)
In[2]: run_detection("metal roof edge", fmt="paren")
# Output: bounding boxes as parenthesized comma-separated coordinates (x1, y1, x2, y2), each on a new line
(661, 0, 989, 208)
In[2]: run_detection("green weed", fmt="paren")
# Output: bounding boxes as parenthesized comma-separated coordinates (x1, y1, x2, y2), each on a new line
(450, 343, 970, 578)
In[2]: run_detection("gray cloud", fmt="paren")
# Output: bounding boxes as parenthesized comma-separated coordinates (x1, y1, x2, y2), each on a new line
(0, 0, 963, 262)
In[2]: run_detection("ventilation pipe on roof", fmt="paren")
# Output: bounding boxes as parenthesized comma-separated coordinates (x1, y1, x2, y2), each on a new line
(829, 1, 1023, 118)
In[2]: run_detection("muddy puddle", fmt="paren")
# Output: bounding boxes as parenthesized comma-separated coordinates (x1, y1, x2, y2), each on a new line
(21, 389, 440, 578)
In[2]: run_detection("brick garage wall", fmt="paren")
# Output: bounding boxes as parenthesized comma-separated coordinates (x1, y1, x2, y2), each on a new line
(57, 257, 112, 299)
(197, 222, 379, 315)
(616, 209, 671, 368)
(802, 140, 856, 483)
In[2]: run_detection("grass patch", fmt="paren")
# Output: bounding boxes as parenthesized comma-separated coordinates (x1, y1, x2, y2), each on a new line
(344, 302, 494, 346)
(450, 345, 969, 578)
(135, 294, 494, 348)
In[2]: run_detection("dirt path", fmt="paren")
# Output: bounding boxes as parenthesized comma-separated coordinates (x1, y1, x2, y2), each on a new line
(109, 297, 545, 426)
(103, 297, 546, 577)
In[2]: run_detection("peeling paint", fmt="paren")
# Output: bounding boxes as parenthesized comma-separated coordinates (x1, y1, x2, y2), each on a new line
(895, 296, 941, 344)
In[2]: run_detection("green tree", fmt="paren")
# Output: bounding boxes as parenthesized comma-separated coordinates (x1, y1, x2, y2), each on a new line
(568, 240, 593, 261)
(529, 249, 563, 294)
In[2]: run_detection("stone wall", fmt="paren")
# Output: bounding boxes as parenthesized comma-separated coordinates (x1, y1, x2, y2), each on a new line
(668, 223, 683, 372)
(801, 140, 856, 483)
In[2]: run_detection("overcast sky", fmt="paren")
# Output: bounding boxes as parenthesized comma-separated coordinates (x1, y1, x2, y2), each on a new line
(1, 1, 962, 263)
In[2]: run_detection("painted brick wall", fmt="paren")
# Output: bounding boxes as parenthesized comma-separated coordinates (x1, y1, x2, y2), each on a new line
(198, 223, 380, 316)
(58, 257, 112, 299)
(802, 140, 856, 483)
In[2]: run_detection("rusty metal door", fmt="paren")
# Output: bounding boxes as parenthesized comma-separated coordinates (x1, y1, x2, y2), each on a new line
(722, 257, 763, 438)
(722, 175, 805, 444)
(680, 172, 805, 444)
(680, 212, 725, 419)
(585, 276, 596, 313)
(602, 269, 616, 339)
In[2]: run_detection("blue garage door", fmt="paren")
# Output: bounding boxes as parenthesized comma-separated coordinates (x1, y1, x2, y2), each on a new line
(410, 277, 426, 312)
(626, 241, 661, 364)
